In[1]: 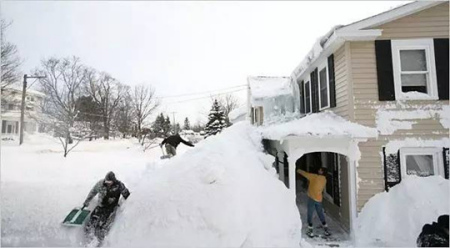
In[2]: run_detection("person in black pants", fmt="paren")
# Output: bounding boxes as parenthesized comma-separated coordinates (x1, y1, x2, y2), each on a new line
(160, 133, 194, 157)
(83, 171, 130, 244)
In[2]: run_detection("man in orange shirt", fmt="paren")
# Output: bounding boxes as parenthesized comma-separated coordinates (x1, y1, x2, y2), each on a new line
(297, 167, 330, 237)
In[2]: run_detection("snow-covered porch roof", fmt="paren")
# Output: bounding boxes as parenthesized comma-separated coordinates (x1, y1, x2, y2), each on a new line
(248, 76, 292, 105)
(259, 111, 378, 140)
(259, 111, 378, 161)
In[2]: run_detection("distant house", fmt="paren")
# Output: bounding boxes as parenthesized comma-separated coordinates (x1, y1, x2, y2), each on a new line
(1, 87, 46, 138)
(250, 1, 449, 240)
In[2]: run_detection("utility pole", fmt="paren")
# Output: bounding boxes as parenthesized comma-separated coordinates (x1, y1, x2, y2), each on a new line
(19, 74, 45, 145)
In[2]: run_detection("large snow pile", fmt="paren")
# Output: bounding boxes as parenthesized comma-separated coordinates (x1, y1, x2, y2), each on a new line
(248, 76, 292, 104)
(105, 122, 302, 247)
(355, 176, 449, 247)
(259, 111, 378, 140)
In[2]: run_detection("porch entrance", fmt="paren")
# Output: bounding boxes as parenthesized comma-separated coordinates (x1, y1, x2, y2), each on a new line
(295, 152, 351, 242)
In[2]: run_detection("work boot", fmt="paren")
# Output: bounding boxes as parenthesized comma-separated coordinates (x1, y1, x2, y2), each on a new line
(323, 224, 331, 236)
(306, 225, 314, 238)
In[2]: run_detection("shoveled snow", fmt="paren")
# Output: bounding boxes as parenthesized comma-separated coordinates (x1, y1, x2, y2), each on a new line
(399, 91, 435, 100)
(355, 176, 449, 247)
(105, 122, 302, 247)
(248, 76, 292, 104)
(2, 123, 303, 247)
(259, 111, 378, 140)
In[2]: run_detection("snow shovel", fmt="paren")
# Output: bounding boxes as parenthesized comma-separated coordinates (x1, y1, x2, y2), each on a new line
(62, 206, 91, 227)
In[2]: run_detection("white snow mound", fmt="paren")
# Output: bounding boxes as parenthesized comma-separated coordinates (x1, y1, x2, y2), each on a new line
(355, 176, 449, 247)
(105, 122, 302, 247)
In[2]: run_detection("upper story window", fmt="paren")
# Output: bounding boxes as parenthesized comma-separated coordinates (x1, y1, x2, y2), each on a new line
(318, 61, 329, 110)
(8, 104, 14, 110)
(304, 79, 311, 114)
(391, 39, 438, 100)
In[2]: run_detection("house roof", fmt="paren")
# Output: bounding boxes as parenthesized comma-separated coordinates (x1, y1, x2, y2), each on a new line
(292, 1, 443, 79)
(248, 76, 292, 103)
(3, 86, 46, 97)
(259, 111, 378, 140)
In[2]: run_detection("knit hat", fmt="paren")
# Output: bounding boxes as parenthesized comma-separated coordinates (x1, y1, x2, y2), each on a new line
(105, 171, 117, 182)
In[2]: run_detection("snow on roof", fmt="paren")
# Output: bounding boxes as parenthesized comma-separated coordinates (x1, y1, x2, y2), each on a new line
(259, 111, 378, 140)
(228, 105, 247, 121)
(3, 86, 46, 97)
(292, 1, 442, 79)
(248, 76, 292, 101)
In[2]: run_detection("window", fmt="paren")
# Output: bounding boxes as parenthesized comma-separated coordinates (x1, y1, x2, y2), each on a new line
(391, 39, 438, 100)
(400, 147, 443, 178)
(304, 80, 311, 114)
(318, 62, 329, 110)
(8, 104, 14, 110)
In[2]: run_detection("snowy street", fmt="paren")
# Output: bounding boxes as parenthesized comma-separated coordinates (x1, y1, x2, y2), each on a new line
(1, 124, 303, 247)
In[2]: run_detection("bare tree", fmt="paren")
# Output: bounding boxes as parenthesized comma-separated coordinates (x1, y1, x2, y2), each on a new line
(114, 85, 135, 138)
(85, 70, 124, 139)
(1, 19, 22, 90)
(132, 84, 159, 139)
(215, 93, 239, 126)
(36, 56, 90, 157)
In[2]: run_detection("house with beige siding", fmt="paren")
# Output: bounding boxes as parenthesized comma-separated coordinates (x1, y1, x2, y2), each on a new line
(251, 1, 449, 241)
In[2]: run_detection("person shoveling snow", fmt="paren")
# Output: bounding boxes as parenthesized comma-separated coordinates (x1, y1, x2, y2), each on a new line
(82, 171, 131, 245)
(160, 133, 194, 159)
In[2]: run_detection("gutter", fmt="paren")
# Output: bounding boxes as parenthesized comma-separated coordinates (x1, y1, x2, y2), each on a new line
(292, 29, 382, 80)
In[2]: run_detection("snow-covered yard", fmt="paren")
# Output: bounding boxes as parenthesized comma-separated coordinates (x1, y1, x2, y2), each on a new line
(1, 123, 302, 247)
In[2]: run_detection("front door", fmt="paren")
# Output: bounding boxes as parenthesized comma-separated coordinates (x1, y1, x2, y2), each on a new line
(7, 124, 13, 134)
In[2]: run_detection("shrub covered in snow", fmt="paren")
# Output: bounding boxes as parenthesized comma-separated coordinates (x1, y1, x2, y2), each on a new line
(355, 176, 449, 247)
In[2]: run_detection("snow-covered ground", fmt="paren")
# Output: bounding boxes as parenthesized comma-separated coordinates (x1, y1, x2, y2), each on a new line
(1, 123, 302, 247)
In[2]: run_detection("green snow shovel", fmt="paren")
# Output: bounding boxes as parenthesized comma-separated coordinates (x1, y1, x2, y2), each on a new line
(62, 206, 91, 227)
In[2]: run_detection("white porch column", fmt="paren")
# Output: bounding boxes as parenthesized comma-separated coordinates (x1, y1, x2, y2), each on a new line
(288, 157, 297, 193)
(348, 158, 358, 243)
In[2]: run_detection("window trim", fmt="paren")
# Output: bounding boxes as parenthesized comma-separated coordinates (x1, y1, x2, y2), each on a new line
(391, 39, 438, 100)
(400, 147, 444, 178)
(303, 76, 312, 114)
(318, 61, 330, 110)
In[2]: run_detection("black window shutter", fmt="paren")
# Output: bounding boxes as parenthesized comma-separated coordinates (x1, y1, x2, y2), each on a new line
(383, 147, 402, 191)
(15, 122, 18, 134)
(284, 153, 289, 188)
(332, 153, 340, 207)
(311, 68, 319, 113)
(434, 39, 449, 100)
(298, 80, 305, 114)
(328, 54, 336, 108)
(375, 40, 396, 101)
(1, 120, 6, 133)
(443, 147, 449, 179)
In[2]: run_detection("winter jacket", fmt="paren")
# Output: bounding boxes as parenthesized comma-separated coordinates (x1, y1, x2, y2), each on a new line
(297, 169, 326, 202)
(417, 215, 449, 247)
(161, 134, 194, 148)
(84, 179, 130, 209)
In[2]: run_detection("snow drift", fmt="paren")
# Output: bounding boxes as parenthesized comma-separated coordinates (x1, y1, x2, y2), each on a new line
(355, 176, 449, 247)
(105, 122, 302, 247)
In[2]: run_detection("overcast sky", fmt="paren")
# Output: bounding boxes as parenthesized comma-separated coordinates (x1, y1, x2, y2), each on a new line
(1, 1, 410, 126)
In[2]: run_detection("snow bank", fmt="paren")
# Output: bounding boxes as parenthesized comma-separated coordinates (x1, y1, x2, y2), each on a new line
(260, 111, 378, 140)
(355, 176, 449, 247)
(105, 122, 302, 247)
(228, 105, 247, 123)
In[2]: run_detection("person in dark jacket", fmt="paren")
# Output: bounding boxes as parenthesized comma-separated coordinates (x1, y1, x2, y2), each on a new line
(160, 133, 194, 157)
(83, 171, 130, 243)
(417, 215, 449, 247)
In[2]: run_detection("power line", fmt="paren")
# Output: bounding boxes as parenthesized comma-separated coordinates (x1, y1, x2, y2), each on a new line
(155, 84, 247, 99)
(163, 88, 246, 105)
